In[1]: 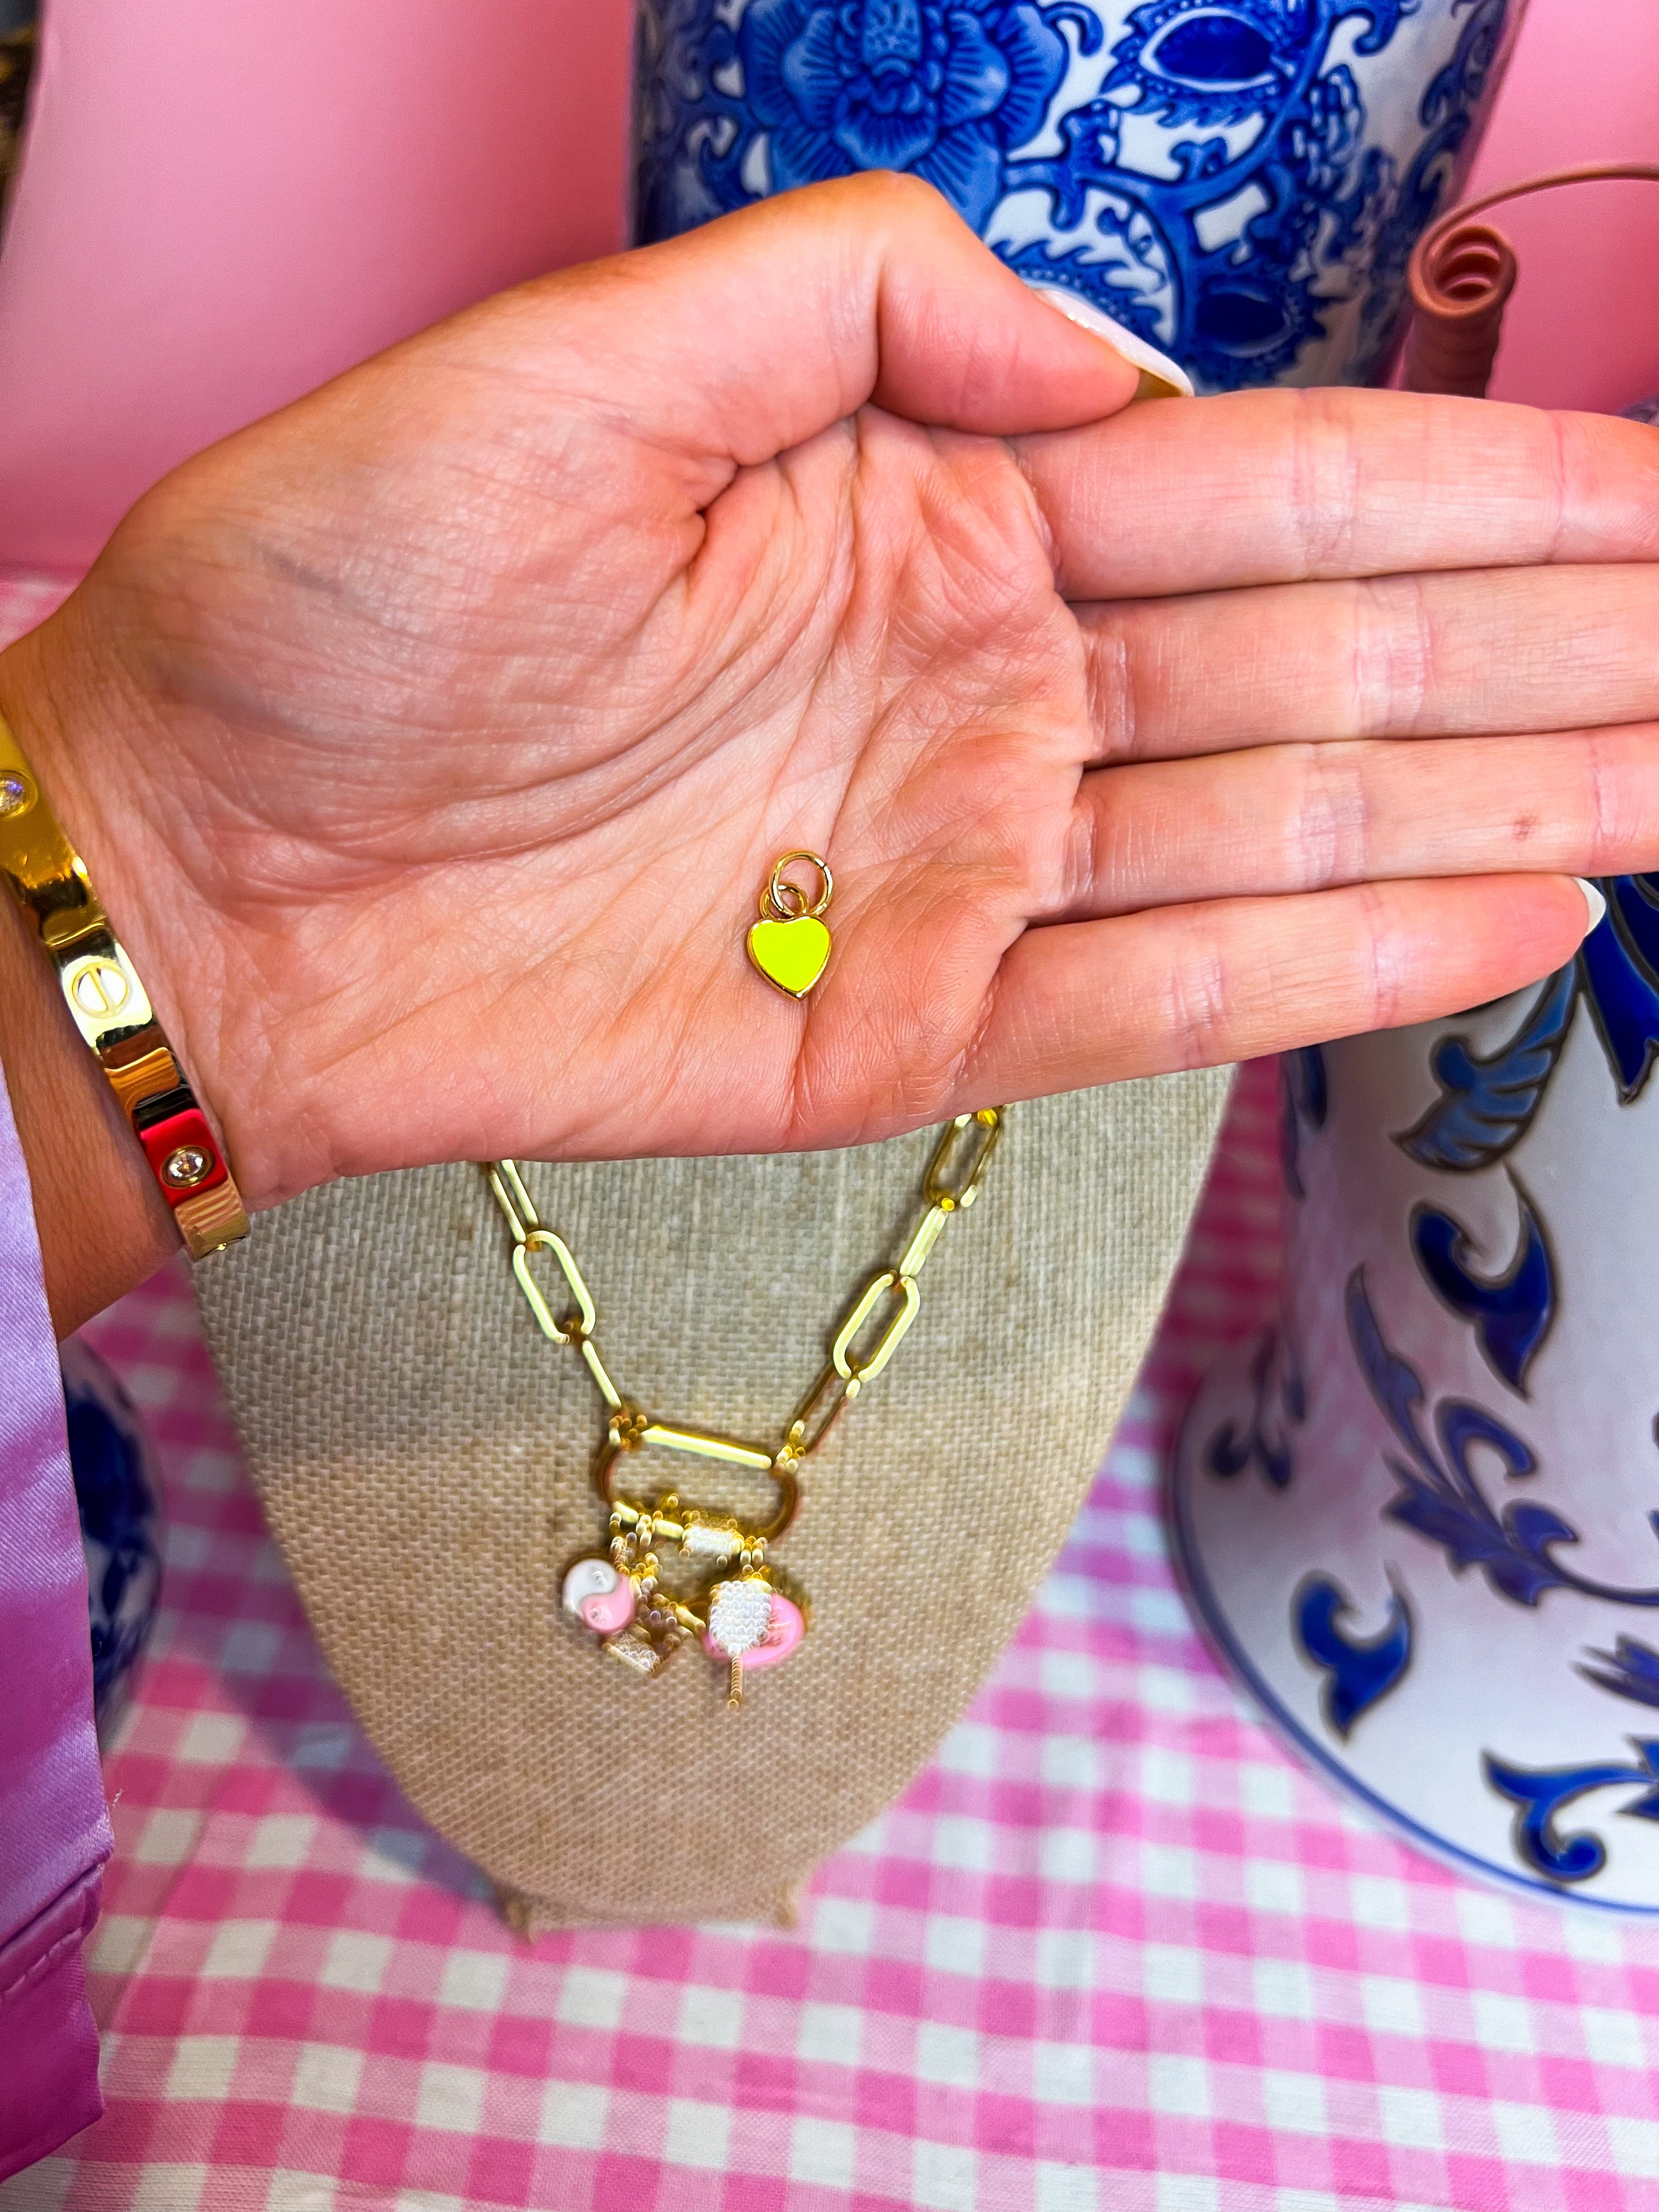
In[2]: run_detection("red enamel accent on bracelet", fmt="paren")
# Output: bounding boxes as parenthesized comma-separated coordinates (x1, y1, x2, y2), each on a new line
(135, 1106, 232, 1207)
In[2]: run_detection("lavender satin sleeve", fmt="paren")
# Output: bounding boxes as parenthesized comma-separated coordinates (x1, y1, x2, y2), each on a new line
(0, 1059, 110, 2176)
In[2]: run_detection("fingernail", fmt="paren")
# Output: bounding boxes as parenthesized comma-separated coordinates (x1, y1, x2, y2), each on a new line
(1021, 279, 1195, 401)
(1575, 877, 1607, 934)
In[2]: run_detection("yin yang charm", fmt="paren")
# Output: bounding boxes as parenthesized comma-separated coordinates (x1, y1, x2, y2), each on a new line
(561, 1555, 636, 1637)
(561, 1551, 688, 1679)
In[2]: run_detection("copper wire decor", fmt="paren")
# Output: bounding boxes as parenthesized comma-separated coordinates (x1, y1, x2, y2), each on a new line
(1404, 162, 1659, 401)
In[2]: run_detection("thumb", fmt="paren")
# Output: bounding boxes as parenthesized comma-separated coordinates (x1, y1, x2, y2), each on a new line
(528, 173, 1150, 471)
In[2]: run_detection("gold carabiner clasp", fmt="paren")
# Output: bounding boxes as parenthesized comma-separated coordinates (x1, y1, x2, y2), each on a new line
(592, 1409, 800, 1540)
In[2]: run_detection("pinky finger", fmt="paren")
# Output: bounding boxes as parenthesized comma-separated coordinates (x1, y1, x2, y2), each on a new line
(962, 875, 1596, 1102)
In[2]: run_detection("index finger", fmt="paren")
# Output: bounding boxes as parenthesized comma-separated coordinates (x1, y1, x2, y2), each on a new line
(1017, 387, 1659, 601)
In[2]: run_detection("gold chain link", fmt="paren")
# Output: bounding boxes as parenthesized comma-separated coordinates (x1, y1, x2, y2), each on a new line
(483, 1106, 1005, 1496)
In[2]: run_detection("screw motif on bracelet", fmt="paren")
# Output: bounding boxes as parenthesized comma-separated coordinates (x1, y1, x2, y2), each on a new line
(0, 711, 249, 1259)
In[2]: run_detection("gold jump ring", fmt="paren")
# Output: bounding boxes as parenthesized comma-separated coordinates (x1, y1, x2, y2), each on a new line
(764, 850, 832, 922)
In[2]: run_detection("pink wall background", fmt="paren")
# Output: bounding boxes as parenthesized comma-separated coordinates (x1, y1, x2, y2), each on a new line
(1467, 0, 1659, 412)
(0, 0, 1654, 578)
(0, 0, 635, 574)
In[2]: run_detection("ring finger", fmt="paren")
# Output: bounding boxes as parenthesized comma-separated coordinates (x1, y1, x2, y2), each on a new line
(1077, 565, 1659, 765)
(1057, 724, 1659, 920)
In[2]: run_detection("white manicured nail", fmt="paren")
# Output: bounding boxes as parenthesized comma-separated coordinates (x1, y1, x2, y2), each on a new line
(1022, 280, 1195, 399)
(1575, 878, 1607, 934)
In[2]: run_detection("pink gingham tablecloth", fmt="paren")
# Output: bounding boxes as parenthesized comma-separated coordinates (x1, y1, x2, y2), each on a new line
(5, 565, 1659, 2211)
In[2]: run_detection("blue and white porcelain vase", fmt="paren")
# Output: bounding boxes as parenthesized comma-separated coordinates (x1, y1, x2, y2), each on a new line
(1170, 882, 1659, 1911)
(633, 0, 1526, 391)
(61, 1336, 165, 1750)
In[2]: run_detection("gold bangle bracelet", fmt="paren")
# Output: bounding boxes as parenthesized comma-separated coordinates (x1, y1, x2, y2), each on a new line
(0, 712, 249, 1260)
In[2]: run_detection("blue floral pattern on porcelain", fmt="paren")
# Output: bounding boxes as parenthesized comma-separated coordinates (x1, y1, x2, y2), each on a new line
(635, 0, 1520, 391)
(732, 0, 1065, 227)
(1170, 859, 1659, 1906)
(1294, 1570, 1413, 1739)
(1484, 1743, 1659, 1886)
(1408, 1176, 1554, 1394)
(62, 1336, 164, 1748)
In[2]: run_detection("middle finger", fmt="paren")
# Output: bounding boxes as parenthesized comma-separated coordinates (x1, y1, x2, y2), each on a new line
(1079, 565, 1659, 764)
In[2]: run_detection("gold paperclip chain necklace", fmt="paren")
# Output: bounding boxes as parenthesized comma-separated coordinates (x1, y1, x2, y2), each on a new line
(483, 1107, 1005, 1706)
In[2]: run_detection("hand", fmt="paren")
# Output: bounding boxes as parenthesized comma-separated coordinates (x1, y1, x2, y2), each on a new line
(4, 174, 1658, 1323)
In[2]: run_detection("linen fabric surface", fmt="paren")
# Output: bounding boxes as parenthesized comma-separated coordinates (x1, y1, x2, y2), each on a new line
(0, 1056, 110, 2173)
(195, 1074, 1230, 1928)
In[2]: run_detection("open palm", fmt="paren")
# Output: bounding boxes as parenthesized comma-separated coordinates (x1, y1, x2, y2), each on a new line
(9, 174, 1659, 1215)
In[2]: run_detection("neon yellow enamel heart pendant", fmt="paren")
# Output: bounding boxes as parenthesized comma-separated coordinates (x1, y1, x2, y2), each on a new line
(747, 851, 833, 1000)
(748, 913, 830, 997)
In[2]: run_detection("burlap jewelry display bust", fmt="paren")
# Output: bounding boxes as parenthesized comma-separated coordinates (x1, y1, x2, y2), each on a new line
(195, 1071, 1228, 1929)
